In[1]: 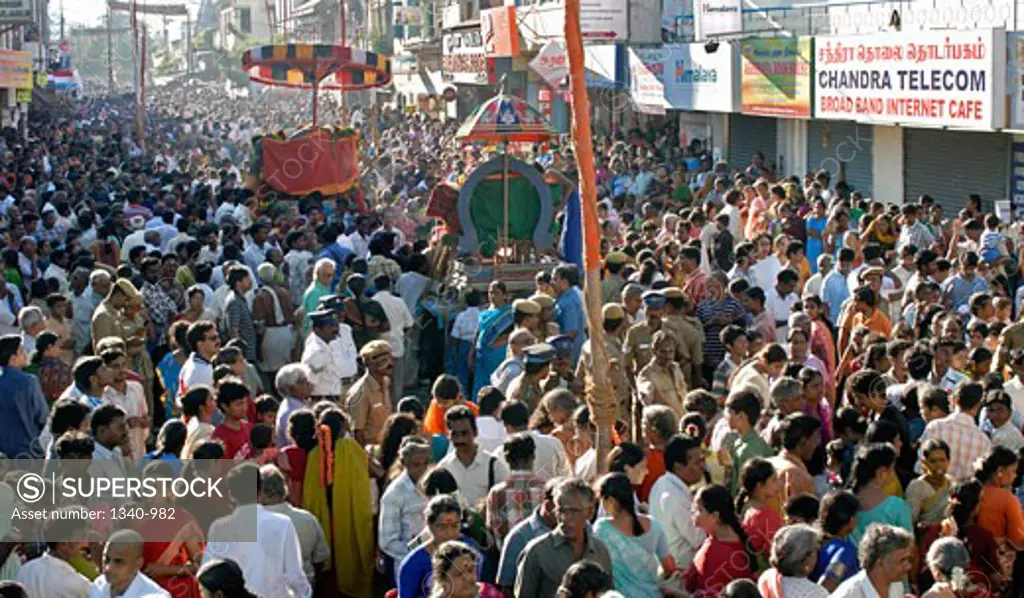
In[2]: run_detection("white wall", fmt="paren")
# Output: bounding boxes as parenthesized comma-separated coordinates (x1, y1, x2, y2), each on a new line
(872, 125, 903, 203)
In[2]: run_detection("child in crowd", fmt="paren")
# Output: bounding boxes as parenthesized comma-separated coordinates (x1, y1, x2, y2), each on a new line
(783, 494, 819, 525)
(712, 326, 749, 401)
(423, 375, 479, 437)
(969, 347, 993, 380)
(735, 457, 782, 563)
(833, 407, 867, 482)
(211, 380, 253, 459)
(181, 385, 216, 459)
(249, 423, 278, 465)
(905, 439, 953, 531)
(811, 490, 861, 593)
(475, 386, 506, 455)
(724, 389, 772, 496)
(920, 385, 951, 424)
(254, 395, 279, 427)
(980, 214, 1007, 265)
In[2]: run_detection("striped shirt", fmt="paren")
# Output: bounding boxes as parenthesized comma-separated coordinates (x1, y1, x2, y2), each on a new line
(486, 472, 544, 544)
(696, 297, 747, 364)
(920, 412, 992, 481)
(225, 291, 257, 362)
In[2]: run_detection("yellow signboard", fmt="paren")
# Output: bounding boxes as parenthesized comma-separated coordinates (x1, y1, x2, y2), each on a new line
(0, 50, 32, 89)
(741, 38, 813, 118)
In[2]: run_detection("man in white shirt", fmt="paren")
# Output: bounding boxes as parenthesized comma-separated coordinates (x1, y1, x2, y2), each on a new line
(438, 405, 509, 509)
(648, 435, 707, 570)
(496, 400, 570, 481)
(301, 310, 357, 399)
(831, 525, 913, 598)
(89, 530, 170, 598)
(119, 216, 149, 262)
(259, 465, 331, 585)
(765, 268, 799, 345)
(17, 529, 92, 598)
(371, 274, 415, 401)
(177, 321, 220, 404)
(203, 463, 312, 598)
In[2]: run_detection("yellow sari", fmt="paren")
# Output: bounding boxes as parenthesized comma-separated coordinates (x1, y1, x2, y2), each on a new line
(302, 436, 375, 598)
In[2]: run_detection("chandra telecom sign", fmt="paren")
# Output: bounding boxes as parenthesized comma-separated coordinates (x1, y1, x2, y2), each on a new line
(814, 29, 1005, 130)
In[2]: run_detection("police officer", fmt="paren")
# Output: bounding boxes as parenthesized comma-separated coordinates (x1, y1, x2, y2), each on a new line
(662, 287, 701, 388)
(506, 343, 554, 412)
(602, 251, 628, 305)
(624, 290, 667, 380)
(542, 335, 583, 395)
(577, 303, 631, 417)
(318, 294, 360, 394)
(636, 330, 688, 418)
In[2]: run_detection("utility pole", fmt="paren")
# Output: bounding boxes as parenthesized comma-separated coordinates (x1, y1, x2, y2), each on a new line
(106, 7, 114, 93)
(185, 12, 191, 77)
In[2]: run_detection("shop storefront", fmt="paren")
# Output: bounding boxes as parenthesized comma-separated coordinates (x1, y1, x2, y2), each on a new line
(904, 128, 1008, 214)
(807, 120, 873, 197)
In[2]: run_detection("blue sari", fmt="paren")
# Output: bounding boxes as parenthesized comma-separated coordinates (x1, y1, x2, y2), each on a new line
(472, 306, 513, 399)
(806, 217, 827, 273)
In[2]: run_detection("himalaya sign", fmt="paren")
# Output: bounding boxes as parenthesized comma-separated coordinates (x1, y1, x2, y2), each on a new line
(695, 0, 742, 40)
(628, 43, 735, 112)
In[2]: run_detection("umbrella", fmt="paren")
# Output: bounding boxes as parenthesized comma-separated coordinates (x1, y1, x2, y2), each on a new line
(241, 43, 392, 125)
(455, 86, 556, 257)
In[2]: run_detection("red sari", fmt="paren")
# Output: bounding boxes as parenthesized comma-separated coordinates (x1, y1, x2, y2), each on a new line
(137, 508, 204, 598)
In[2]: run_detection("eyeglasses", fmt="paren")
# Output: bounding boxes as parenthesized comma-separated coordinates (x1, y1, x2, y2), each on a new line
(204, 335, 220, 342)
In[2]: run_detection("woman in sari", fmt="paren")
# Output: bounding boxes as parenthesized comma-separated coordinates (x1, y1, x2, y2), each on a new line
(302, 408, 375, 598)
(136, 460, 204, 598)
(805, 199, 828, 273)
(974, 446, 1024, 586)
(802, 296, 836, 382)
(593, 473, 677, 596)
(470, 282, 511, 399)
(278, 408, 318, 508)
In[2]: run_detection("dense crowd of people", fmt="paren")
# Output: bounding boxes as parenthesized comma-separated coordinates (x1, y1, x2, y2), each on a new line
(0, 79, 1019, 598)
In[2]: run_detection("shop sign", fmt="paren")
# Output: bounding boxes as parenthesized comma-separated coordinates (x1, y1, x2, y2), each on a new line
(0, 0, 31, 24)
(1006, 33, 1024, 128)
(481, 5, 520, 58)
(580, 0, 628, 41)
(628, 44, 735, 113)
(530, 40, 568, 87)
(740, 37, 812, 118)
(815, 30, 1004, 130)
(1011, 142, 1024, 218)
(629, 48, 668, 114)
(0, 50, 33, 90)
(695, 0, 741, 41)
(394, 7, 422, 26)
(442, 32, 488, 85)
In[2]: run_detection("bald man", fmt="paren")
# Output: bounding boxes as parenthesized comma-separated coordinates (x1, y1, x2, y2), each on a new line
(90, 529, 170, 597)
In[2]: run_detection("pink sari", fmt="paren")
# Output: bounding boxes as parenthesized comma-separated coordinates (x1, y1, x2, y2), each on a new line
(810, 320, 836, 381)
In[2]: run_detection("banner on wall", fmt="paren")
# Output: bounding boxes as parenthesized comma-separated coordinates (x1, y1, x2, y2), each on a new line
(530, 40, 568, 87)
(0, 50, 33, 89)
(815, 30, 1004, 130)
(741, 38, 813, 118)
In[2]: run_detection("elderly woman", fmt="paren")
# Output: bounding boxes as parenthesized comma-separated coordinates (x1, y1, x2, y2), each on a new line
(379, 437, 432, 585)
(830, 524, 914, 597)
(756, 524, 827, 598)
(923, 537, 990, 598)
(429, 540, 501, 598)
(19, 305, 44, 355)
(252, 262, 295, 379)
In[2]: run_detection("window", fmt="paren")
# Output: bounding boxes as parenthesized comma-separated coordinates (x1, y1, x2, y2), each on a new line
(238, 7, 252, 33)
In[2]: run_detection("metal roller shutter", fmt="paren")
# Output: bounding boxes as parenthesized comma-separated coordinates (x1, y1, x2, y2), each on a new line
(904, 128, 1009, 214)
(729, 114, 777, 171)
(807, 120, 873, 198)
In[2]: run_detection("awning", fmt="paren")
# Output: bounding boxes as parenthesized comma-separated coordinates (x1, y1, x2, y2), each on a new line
(583, 44, 625, 90)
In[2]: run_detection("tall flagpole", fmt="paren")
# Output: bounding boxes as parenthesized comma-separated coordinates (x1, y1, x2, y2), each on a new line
(564, 0, 615, 473)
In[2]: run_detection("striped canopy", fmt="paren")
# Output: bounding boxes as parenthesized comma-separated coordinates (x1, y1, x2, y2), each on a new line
(241, 44, 392, 90)
(455, 93, 557, 144)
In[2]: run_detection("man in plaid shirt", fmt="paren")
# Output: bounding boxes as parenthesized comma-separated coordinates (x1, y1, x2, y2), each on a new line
(486, 432, 545, 544)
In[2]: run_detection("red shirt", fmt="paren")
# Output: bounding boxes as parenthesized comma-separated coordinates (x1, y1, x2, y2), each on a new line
(742, 506, 783, 556)
(212, 421, 253, 459)
(683, 536, 755, 598)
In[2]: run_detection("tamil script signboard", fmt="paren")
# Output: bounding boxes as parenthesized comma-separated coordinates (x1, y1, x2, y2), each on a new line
(814, 29, 1004, 130)
(741, 38, 813, 118)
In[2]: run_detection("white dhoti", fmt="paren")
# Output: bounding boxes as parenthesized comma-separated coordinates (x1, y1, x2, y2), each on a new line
(261, 325, 294, 372)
